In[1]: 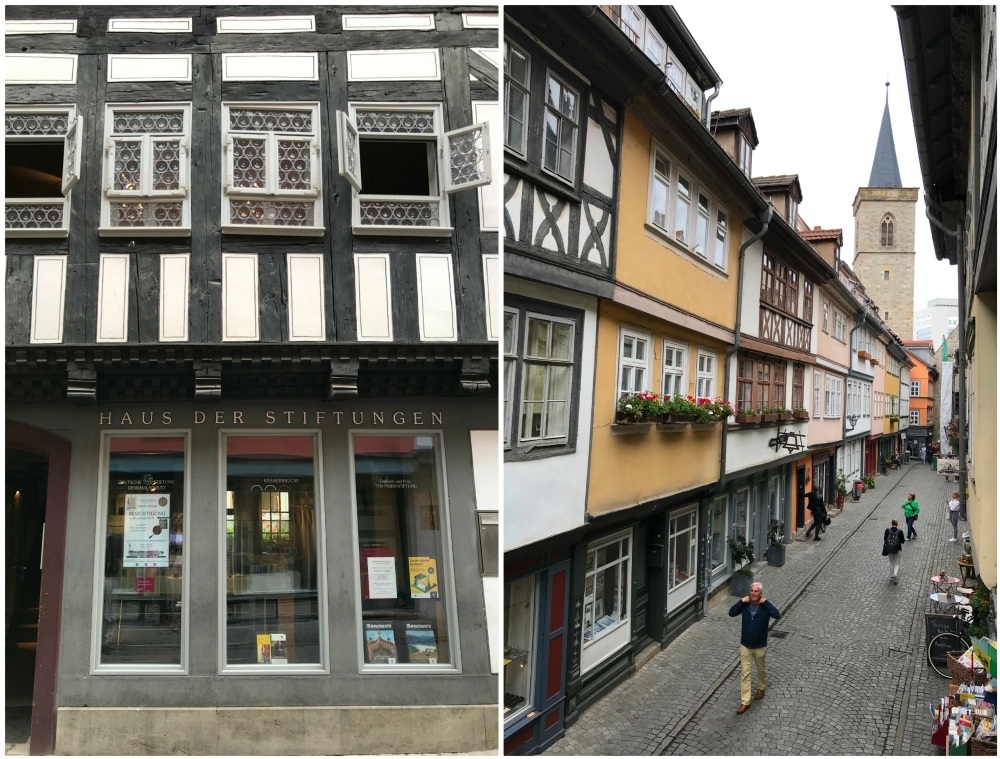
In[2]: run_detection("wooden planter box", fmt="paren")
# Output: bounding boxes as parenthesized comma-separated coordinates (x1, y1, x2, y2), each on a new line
(691, 422, 718, 431)
(735, 413, 761, 425)
(858, 350, 871, 360)
(655, 422, 687, 433)
(792, 411, 809, 420)
(778, 413, 794, 421)
(611, 422, 654, 436)
(762, 413, 779, 423)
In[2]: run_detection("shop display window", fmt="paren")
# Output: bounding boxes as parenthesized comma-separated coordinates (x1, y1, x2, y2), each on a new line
(223, 434, 323, 668)
(709, 495, 729, 575)
(353, 434, 455, 669)
(582, 530, 630, 648)
(97, 434, 187, 667)
(503, 575, 536, 722)
(668, 507, 697, 592)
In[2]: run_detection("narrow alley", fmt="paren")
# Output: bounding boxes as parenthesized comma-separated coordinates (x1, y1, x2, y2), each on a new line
(544, 461, 965, 756)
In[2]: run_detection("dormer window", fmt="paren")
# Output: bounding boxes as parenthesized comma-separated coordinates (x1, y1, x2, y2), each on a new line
(738, 135, 752, 176)
(880, 213, 895, 246)
(788, 197, 798, 227)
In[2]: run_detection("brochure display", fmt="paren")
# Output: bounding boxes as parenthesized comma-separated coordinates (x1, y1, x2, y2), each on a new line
(404, 622, 438, 664)
(123, 494, 170, 568)
(363, 622, 398, 664)
(408, 557, 439, 598)
(256, 632, 289, 664)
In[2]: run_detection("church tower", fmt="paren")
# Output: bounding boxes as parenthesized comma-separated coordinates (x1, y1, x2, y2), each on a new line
(851, 84, 918, 339)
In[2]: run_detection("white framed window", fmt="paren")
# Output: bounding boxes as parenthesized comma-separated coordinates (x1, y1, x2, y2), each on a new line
(6, 106, 82, 237)
(650, 150, 670, 230)
(662, 339, 687, 398)
(822, 300, 829, 332)
(910, 410, 920, 424)
(222, 102, 323, 235)
(832, 310, 846, 341)
(824, 375, 842, 418)
(518, 313, 574, 446)
(504, 41, 530, 156)
(685, 79, 703, 114)
(674, 173, 691, 243)
(813, 370, 822, 418)
(911, 380, 920, 397)
(582, 529, 631, 673)
(643, 22, 666, 71)
(714, 210, 728, 268)
(666, 50, 685, 94)
(503, 574, 538, 723)
(863, 383, 871, 417)
(618, 328, 650, 399)
(737, 135, 752, 176)
(337, 102, 490, 236)
(542, 71, 579, 184)
(733, 486, 751, 543)
(667, 506, 698, 610)
(503, 309, 518, 448)
(709, 495, 730, 577)
(696, 349, 715, 398)
(101, 104, 190, 235)
(694, 192, 710, 257)
(619, 5, 644, 43)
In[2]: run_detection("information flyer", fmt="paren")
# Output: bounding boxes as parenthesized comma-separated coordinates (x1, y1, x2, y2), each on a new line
(367, 556, 398, 600)
(408, 556, 439, 598)
(123, 494, 170, 568)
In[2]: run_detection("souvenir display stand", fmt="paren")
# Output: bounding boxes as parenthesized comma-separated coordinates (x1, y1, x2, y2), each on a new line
(931, 638, 997, 755)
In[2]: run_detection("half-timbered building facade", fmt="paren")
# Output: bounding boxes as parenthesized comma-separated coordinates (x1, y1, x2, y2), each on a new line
(5, 6, 499, 755)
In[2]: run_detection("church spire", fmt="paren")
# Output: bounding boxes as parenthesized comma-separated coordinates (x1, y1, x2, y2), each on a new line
(868, 81, 902, 188)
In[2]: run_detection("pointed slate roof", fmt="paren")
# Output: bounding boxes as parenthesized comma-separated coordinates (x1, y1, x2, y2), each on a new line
(868, 86, 902, 188)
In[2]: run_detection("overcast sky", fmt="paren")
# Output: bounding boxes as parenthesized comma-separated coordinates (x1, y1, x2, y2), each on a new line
(672, 1, 959, 322)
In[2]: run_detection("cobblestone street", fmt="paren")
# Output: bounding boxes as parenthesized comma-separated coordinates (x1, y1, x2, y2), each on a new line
(544, 461, 967, 756)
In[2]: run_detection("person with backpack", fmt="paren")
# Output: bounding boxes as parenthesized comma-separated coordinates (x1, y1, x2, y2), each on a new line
(902, 493, 920, 539)
(882, 518, 906, 584)
(804, 489, 826, 541)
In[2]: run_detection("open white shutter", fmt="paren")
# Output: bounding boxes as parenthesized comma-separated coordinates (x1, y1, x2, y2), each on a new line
(442, 121, 491, 194)
(62, 115, 83, 194)
(336, 110, 362, 192)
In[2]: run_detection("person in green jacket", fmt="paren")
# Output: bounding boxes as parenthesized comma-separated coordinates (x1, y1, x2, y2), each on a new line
(902, 493, 920, 539)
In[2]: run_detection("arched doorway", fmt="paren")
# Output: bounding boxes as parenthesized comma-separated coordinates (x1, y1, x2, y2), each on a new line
(6, 423, 70, 756)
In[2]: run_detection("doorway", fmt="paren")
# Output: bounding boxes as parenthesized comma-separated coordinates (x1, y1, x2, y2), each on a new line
(6, 448, 48, 750)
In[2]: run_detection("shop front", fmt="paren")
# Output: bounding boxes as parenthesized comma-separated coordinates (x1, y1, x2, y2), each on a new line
(6, 398, 497, 755)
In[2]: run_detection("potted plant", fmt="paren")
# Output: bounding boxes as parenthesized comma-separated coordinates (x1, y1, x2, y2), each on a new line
(615, 392, 660, 424)
(792, 407, 809, 420)
(735, 407, 761, 425)
(834, 469, 849, 508)
(766, 519, 786, 567)
(666, 394, 699, 423)
(776, 407, 794, 421)
(727, 533, 756, 596)
(760, 407, 780, 423)
(968, 582, 992, 638)
(862, 474, 875, 490)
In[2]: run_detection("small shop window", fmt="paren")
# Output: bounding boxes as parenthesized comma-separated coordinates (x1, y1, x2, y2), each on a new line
(353, 433, 457, 670)
(223, 434, 324, 670)
(96, 434, 187, 669)
(581, 529, 631, 672)
(503, 575, 537, 723)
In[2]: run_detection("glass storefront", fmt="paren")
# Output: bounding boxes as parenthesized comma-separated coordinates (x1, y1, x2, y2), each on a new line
(503, 575, 536, 722)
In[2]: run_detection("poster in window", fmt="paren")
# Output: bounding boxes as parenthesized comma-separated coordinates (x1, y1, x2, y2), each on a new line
(123, 494, 170, 568)
(407, 556, 438, 598)
(363, 621, 398, 664)
(404, 621, 438, 664)
(256, 633, 272, 664)
(365, 555, 398, 600)
(269, 632, 288, 664)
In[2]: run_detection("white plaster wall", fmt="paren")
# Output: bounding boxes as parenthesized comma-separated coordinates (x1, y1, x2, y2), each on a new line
(739, 232, 764, 337)
(504, 280, 597, 551)
(582, 116, 614, 197)
(532, 189, 570, 254)
(503, 173, 523, 242)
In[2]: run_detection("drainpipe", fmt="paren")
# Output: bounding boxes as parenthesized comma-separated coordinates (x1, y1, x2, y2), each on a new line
(719, 203, 773, 486)
(704, 82, 722, 128)
(925, 197, 967, 521)
(847, 309, 869, 486)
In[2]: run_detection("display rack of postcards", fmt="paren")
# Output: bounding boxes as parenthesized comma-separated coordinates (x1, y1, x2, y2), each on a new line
(932, 685, 997, 755)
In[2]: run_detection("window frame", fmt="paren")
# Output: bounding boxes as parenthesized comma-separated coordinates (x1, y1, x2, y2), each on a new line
(541, 70, 580, 187)
(911, 380, 920, 397)
(503, 308, 518, 448)
(695, 348, 715, 399)
(813, 370, 822, 418)
(339, 102, 491, 237)
(581, 528, 632, 674)
(101, 103, 191, 237)
(822, 300, 829, 333)
(832, 309, 846, 342)
(221, 101, 323, 236)
(218, 430, 330, 674)
(662, 338, 688, 399)
(5, 105, 81, 239)
(880, 214, 895, 247)
(517, 311, 576, 448)
(791, 364, 804, 410)
(503, 41, 530, 157)
(617, 327, 652, 401)
(909, 410, 920, 424)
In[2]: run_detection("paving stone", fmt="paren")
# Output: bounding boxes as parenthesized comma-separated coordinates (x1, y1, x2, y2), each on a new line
(541, 463, 962, 756)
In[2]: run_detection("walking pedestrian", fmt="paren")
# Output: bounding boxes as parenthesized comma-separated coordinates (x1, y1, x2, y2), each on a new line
(946, 490, 961, 542)
(902, 493, 920, 539)
(882, 518, 906, 584)
(804, 489, 826, 540)
(923, 444, 931, 464)
(729, 582, 781, 714)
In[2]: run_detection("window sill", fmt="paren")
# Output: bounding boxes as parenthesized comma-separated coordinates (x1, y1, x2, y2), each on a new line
(100, 227, 190, 238)
(643, 222, 728, 276)
(222, 225, 324, 237)
(6, 228, 69, 238)
(353, 225, 453, 238)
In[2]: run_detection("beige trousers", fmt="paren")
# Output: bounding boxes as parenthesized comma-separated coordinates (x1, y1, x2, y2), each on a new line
(739, 644, 768, 705)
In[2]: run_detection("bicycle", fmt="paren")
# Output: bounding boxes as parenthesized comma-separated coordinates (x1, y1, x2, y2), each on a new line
(927, 605, 973, 678)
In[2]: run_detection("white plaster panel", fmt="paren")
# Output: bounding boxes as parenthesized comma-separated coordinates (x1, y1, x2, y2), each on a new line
(740, 232, 764, 336)
(342, 14, 434, 31)
(222, 253, 259, 341)
(30, 255, 67, 344)
(6, 20, 77, 34)
(287, 254, 326, 341)
(583, 116, 614, 197)
(582, 202, 611, 266)
(107, 55, 191, 82)
(6, 54, 77, 84)
(483, 255, 500, 341)
(222, 53, 318, 81)
(159, 254, 189, 342)
(463, 13, 499, 28)
(415, 254, 457, 341)
(354, 255, 392, 341)
(504, 173, 523, 242)
(471, 48, 500, 68)
(97, 254, 130, 343)
(216, 15, 315, 33)
(473, 101, 500, 230)
(533, 190, 570, 254)
(470, 430, 499, 513)
(347, 49, 441, 82)
(108, 18, 192, 33)
(602, 101, 617, 125)
(503, 280, 598, 550)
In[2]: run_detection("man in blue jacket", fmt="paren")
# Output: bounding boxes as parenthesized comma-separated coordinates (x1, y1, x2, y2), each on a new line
(729, 582, 781, 714)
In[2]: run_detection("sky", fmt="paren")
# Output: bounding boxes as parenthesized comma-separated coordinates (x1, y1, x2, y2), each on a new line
(672, 1, 959, 322)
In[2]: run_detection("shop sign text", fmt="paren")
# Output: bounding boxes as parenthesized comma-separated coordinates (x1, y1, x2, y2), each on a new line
(99, 410, 444, 427)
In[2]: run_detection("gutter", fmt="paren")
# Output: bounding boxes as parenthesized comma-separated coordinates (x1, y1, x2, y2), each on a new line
(924, 197, 968, 521)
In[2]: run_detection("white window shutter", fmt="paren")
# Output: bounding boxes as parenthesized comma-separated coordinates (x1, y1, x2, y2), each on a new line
(442, 121, 491, 194)
(62, 115, 83, 194)
(336, 110, 362, 192)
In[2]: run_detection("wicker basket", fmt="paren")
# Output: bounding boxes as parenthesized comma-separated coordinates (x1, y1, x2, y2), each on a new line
(969, 736, 997, 755)
(948, 652, 991, 686)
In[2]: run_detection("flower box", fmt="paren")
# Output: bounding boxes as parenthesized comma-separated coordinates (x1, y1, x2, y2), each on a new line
(691, 423, 717, 431)
(761, 413, 779, 423)
(611, 422, 653, 436)
(735, 413, 760, 425)
(778, 413, 794, 421)
(792, 410, 809, 420)
(656, 422, 687, 433)
(858, 350, 871, 360)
